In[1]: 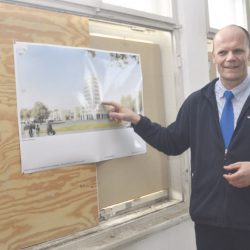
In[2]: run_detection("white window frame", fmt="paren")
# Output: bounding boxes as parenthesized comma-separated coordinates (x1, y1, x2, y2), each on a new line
(88, 17, 189, 216)
(3, 0, 178, 31)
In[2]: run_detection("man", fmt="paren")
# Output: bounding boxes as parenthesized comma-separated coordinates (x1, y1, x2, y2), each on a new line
(103, 25, 250, 250)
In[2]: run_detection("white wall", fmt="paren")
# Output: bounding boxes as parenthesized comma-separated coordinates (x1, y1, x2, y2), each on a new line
(177, 0, 210, 96)
(115, 0, 209, 248)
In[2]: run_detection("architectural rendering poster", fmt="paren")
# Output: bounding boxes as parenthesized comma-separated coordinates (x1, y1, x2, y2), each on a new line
(14, 42, 146, 173)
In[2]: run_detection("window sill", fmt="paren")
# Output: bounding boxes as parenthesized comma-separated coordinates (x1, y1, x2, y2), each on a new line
(24, 200, 189, 250)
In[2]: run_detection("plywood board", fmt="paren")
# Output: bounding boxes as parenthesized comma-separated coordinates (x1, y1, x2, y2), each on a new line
(0, 3, 98, 250)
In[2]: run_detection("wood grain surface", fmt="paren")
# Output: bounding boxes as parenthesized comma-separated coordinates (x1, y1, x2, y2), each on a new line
(0, 3, 98, 250)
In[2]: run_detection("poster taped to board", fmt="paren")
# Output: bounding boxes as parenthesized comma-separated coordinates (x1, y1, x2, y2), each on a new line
(14, 42, 146, 173)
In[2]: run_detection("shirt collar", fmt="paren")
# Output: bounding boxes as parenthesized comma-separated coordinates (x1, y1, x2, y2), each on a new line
(215, 75, 250, 100)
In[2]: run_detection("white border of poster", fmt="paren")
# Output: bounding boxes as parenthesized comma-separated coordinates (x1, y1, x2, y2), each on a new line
(14, 42, 146, 173)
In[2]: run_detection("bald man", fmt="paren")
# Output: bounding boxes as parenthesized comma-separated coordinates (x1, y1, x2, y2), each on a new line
(103, 25, 250, 250)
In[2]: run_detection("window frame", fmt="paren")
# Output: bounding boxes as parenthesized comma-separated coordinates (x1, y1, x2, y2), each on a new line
(5, 0, 178, 31)
(88, 18, 187, 215)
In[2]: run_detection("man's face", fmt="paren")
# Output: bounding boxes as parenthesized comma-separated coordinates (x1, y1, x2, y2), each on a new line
(213, 27, 250, 89)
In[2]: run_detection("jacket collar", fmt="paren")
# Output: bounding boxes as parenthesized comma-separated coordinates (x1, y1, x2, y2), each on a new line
(201, 78, 218, 100)
(201, 78, 219, 112)
(237, 94, 250, 125)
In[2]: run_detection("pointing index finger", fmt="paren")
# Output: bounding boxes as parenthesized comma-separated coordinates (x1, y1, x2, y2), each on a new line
(102, 101, 121, 111)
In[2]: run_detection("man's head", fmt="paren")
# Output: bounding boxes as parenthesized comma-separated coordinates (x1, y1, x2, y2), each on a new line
(212, 25, 250, 89)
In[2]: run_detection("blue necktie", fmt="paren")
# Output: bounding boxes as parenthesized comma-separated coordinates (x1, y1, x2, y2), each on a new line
(220, 90, 234, 149)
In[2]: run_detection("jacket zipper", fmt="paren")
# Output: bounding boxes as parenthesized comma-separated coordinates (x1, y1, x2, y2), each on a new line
(223, 147, 229, 227)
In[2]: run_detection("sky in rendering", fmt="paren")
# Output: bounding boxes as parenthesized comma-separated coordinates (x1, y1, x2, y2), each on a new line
(14, 42, 143, 111)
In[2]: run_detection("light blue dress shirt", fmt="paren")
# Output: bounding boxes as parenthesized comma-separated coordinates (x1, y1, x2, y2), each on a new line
(215, 75, 250, 128)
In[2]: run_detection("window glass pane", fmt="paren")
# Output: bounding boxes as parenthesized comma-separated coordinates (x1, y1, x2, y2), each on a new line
(208, 0, 246, 29)
(102, 0, 172, 17)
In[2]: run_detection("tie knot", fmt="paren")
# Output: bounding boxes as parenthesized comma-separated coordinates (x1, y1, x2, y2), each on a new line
(224, 90, 234, 101)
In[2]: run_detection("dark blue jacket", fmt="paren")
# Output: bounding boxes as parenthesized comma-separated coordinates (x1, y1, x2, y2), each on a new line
(133, 78, 250, 230)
